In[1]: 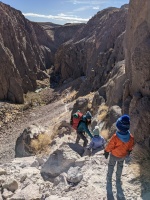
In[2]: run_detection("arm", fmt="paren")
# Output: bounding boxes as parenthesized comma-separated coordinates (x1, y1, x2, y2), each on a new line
(128, 136, 134, 152)
(83, 123, 93, 138)
(105, 135, 116, 153)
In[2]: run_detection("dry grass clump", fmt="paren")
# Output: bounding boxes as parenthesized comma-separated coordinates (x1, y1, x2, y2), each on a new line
(97, 104, 109, 121)
(30, 133, 51, 154)
(129, 144, 150, 180)
(100, 129, 109, 140)
(63, 90, 78, 103)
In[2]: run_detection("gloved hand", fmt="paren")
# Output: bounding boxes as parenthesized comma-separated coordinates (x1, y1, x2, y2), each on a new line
(128, 150, 132, 155)
(103, 150, 109, 159)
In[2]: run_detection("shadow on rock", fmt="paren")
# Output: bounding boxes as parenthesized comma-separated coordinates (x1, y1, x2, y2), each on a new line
(68, 142, 84, 156)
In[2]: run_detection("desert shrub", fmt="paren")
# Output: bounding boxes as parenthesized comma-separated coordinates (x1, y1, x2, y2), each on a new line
(100, 129, 109, 140)
(30, 133, 51, 154)
(97, 104, 109, 121)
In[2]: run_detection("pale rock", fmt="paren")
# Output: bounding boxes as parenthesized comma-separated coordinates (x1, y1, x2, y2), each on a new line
(12, 156, 37, 168)
(36, 157, 46, 166)
(31, 160, 39, 168)
(67, 166, 83, 184)
(74, 157, 86, 168)
(45, 195, 71, 200)
(20, 174, 27, 183)
(53, 173, 68, 187)
(41, 143, 80, 178)
(20, 167, 39, 176)
(0, 168, 6, 175)
(0, 176, 5, 185)
(0, 193, 2, 200)
(2, 188, 13, 199)
(10, 184, 41, 200)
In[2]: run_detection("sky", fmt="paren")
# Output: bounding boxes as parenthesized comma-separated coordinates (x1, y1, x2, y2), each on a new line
(1, 0, 129, 25)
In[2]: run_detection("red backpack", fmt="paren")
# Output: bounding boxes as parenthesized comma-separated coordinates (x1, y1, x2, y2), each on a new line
(70, 111, 83, 130)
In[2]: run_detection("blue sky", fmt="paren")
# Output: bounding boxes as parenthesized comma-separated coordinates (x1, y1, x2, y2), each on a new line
(1, 0, 129, 25)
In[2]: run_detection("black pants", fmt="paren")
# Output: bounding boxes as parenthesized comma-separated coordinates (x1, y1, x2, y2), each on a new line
(76, 131, 88, 147)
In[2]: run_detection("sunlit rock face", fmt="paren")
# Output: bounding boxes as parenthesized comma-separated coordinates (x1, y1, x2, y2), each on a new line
(54, 6, 128, 94)
(0, 2, 53, 103)
(124, 0, 150, 151)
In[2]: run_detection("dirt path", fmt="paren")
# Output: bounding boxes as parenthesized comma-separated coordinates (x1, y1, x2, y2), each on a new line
(0, 98, 71, 163)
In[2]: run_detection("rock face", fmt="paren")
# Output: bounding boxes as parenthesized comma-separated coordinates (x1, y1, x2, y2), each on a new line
(0, 2, 53, 103)
(54, 6, 128, 95)
(0, 2, 85, 103)
(40, 22, 85, 49)
(124, 0, 150, 151)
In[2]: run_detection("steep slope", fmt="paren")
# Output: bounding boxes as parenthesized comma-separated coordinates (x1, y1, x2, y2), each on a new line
(124, 0, 150, 153)
(39, 22, 85, 49)
(0, 2, 54, 103)
(54, 5, 128, 95)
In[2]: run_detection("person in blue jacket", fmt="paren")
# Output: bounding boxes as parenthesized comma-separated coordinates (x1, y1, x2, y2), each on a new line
(88, 126, 106, 153)
(76, 111, 93, 147)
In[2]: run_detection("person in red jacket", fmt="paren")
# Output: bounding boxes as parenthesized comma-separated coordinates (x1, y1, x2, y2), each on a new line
(103, 114, 134, 183)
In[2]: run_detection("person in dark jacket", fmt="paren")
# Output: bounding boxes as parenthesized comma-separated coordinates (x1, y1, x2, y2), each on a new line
(76, 111, 93, 147)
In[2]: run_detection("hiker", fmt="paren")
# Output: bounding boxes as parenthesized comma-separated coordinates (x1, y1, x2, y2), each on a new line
(84, 126, 106, 156)
(103, 114, 134, 184)
(73, 111, 93, 147)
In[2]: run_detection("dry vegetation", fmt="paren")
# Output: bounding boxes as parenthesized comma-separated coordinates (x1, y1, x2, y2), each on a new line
(30, 133, 51, 154)
(100, 129, 109, 140)
(97, 104, 109, 121)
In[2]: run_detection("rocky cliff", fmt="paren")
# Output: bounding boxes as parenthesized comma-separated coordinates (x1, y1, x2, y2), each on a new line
(39, 22, 85, 49)
(124, 0, 150, 153)
(0, 3, 84, 103)
(54, 6, 128, 97)
(0, 2, 53, 103)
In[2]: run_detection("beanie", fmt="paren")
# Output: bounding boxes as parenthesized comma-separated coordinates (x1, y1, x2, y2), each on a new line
(86, 111, 92, 119)
(93, 126, 99, 136)
(116, 114, 130, 132)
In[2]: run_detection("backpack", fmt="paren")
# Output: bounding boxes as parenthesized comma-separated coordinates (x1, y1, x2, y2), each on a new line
(70, 110, 83, 130)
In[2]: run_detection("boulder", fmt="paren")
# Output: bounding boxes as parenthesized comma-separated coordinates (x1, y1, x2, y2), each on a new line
(2, 189, 13, 199)
(2, 179, 18, 192)
(10, 184, 41, 200)
(67, 166, 83, 184)
(41, 143, 80, 179)
(15, 125, 45, 157)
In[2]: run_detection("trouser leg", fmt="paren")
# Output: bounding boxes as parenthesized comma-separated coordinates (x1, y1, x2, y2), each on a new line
(116, 159, 124, 181)
(77, 131, 88, 147)
(75, 133, 80, 144)
(107, 154, 116, 182)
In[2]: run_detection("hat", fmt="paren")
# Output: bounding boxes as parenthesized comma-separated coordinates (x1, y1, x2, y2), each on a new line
(93, 126, 99, 135)
(86, 111, 92, 119)
(116, 115, 130, 132)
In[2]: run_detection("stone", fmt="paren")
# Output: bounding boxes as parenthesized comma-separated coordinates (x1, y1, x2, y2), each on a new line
(67, 166, 83, 184)
(0, 168, 6, 175)
(75, 157, 86, 168)
(41, 143, 80, 179)
(53, 172, 68, 187)
(45, 196, 71, 200)
(2, 188, 13, 199)
(2, 179, 18, 192)
(10, 184, 41, 200)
